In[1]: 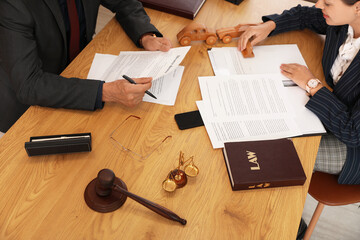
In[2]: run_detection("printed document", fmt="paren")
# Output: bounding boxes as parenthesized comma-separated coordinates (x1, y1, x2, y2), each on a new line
(208, 45, 306, 76)
(87, 46, 190, 105)
(197, 74, 325, 149)
(207, 45, 326, 136)
(143, 66, 184, 105)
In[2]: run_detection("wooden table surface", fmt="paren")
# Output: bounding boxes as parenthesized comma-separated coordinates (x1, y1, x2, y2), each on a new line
(0, 0, 324, 239)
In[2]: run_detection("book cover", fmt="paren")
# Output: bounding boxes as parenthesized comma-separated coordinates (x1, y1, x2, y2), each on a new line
(139, 0, 206, 19)
(223, 139, 306, 190)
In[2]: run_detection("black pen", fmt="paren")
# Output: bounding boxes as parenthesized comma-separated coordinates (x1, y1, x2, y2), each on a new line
(122, 75, 157, 99)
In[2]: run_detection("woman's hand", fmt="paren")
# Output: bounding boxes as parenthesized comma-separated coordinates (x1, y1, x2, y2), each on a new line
(280, 63, 323, 95)
(280, 63, 315, 89)
(237, 21, 276, 51)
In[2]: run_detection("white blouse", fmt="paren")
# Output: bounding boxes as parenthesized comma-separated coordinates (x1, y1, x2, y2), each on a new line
(331, 25, 360, 85)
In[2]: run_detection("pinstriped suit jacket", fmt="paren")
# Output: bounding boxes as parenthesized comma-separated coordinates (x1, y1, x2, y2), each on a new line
(264, 5, 360, 184)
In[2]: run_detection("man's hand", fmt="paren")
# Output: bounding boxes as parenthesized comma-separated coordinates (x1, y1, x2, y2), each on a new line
(141, 34, 171, 52)
(102, 77, 152, 107)
(237, 21, 276, 51)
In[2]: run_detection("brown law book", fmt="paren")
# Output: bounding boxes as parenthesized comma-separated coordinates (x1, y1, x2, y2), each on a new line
(223, 139, 306, 191)
(139, 0, 206, 19)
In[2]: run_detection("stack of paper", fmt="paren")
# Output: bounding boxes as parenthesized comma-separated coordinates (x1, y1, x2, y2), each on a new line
(87, 46, 191, 105)
(199, 45, 326, 148)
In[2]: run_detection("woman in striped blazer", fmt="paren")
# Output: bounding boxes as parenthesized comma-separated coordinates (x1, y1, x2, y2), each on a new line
(238, 0, 360, 185)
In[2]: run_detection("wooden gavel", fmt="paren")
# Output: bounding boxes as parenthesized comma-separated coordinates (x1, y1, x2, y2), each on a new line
(84, 169, 187, 225)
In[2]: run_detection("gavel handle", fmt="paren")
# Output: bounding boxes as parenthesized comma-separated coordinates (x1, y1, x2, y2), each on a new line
(113, 184, 187, 225)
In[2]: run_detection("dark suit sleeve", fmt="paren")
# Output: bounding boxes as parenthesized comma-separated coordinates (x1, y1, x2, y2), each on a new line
(101, 0, 162, 47)
(262, 5, 328, 36)
(0, 0, 100, 111)
(307, 88, 360, 184)
(306, 88, 360, 148)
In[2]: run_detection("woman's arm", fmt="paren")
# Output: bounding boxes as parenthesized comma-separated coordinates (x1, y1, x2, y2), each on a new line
(238, 5, 328, 51)
(306, 88, 360, 147)
(264, 5, 328, 36)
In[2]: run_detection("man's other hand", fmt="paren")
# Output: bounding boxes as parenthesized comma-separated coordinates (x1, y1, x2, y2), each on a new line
(141, 34, 171, 52)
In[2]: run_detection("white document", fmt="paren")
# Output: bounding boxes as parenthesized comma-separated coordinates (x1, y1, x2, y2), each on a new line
(197, 101, 302, 149)
(197, 74, 303, 148)
(208, 45, 307, 78)
(87, 53, 117, 80)
(88, 46, 190, 82)
(285, 86, 326, 135)
(87, 47, 190, 106)
(199, 74, 293, 118)
(143, 66, 184, 105)
(207, 45, 326, 137)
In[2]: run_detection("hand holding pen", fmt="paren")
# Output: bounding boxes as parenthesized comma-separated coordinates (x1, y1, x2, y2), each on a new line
(101, 76, 153, 108)
(123, 75, 157, 99)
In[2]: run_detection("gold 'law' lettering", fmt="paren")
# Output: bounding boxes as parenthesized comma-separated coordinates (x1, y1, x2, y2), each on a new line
(248, 183, 271, 189)
(246, 151, 260, 170)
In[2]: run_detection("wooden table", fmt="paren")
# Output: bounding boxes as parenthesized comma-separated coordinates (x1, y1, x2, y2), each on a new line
(0, 0, 324, 239)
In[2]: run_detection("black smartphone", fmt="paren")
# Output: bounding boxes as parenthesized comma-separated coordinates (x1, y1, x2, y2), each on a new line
(174, 110, 204, 130)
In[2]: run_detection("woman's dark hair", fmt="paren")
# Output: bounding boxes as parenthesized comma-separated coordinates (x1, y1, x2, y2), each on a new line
(342, 0, 360, 5)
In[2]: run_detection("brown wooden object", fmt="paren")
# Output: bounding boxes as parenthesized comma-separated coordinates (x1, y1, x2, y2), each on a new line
(303, 171, 360, 240)
(84, 169, 128, 213)
(177, 22, 218, 46)
(216, 24, 245, 43)
(84, 169, 187, 225)
(216, 24, 255, 58)
(177, 22, 254, 57)
(241, 41, 254, 58)
(170, 169, 188, 188)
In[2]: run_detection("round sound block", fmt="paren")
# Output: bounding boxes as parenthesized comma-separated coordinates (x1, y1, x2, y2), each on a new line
(84, 177, 128, 213)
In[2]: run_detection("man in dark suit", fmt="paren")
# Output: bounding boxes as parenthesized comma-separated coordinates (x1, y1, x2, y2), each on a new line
(0, 0, 171, 133)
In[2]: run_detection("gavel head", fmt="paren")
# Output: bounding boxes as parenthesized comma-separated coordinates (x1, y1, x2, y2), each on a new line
(95, 169, 116, 197)
(84, 168, 128, 213)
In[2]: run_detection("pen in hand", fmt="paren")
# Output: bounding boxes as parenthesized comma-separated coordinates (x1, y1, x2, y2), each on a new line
(122, 75, 157, 99)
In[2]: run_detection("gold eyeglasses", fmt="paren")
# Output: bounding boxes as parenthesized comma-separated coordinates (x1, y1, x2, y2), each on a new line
(110, 115, 172, 160)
